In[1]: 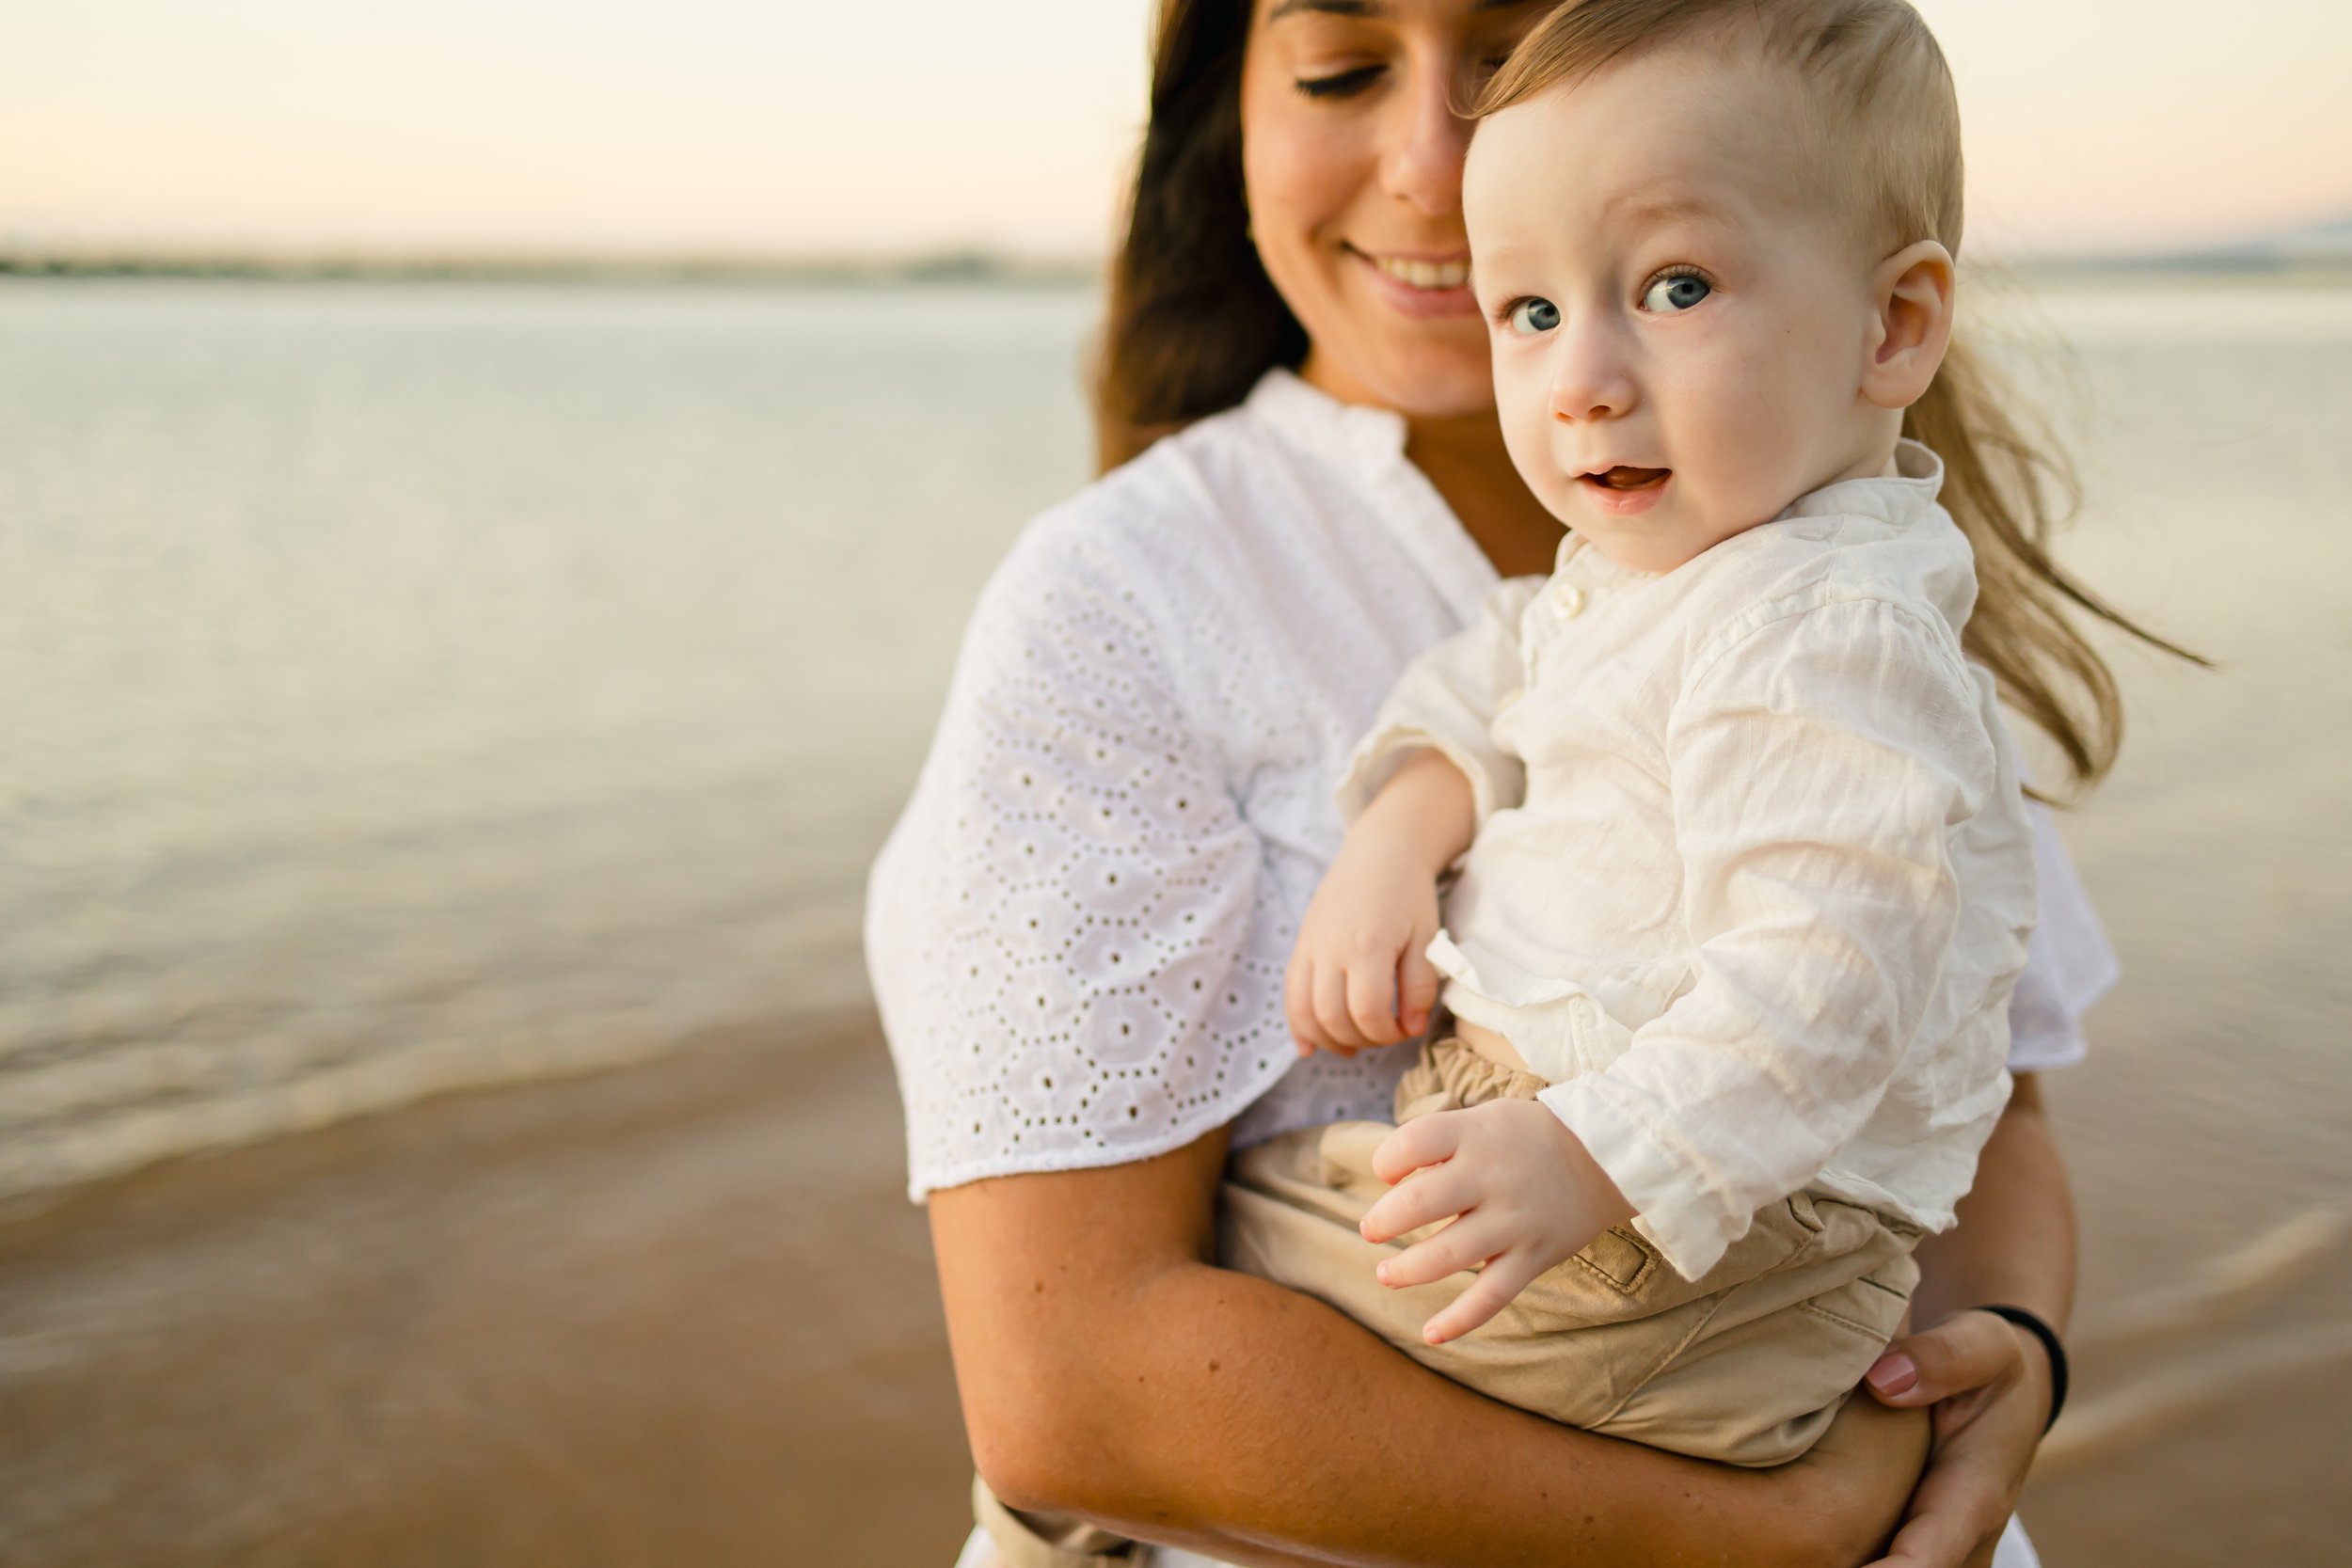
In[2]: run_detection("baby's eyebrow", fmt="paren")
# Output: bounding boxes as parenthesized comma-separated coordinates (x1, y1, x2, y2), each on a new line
(1602, 191, 1722, 230)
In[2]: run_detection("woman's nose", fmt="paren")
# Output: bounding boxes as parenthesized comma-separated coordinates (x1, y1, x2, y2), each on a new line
(1380, 56, 1473, 216)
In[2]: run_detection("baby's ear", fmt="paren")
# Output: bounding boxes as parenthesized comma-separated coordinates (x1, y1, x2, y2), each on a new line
(1860, 241, 1956, 412)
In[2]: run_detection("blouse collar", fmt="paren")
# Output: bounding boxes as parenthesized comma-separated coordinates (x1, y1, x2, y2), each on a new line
(1246, 368, 1501, 612)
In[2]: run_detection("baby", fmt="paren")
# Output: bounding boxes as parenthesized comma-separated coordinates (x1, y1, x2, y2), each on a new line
(980, 0, 2039, 1560)
(1248, 0, 2038, 1468)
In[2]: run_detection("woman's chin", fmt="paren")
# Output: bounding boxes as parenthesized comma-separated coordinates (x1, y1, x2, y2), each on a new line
(1303, 339, 1494, 423)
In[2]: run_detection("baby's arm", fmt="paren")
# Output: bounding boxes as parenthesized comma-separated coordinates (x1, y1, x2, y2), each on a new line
(1286, 750, 1475, 1056)
(1289, 580, 1537, 1056)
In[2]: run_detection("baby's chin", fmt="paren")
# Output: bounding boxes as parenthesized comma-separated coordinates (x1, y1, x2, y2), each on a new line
(1560, 497, 1763, 577)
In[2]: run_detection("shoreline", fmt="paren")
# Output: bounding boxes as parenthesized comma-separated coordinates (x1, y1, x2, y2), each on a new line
(7, 256, 2350, 292)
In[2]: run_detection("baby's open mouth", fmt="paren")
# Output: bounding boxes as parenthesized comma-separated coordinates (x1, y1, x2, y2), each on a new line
(1581, 466, 1672, 492)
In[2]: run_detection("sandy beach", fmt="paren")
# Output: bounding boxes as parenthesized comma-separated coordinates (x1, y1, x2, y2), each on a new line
(0, 1014, 972, 1568)
(5, 1002, 2349, 1568)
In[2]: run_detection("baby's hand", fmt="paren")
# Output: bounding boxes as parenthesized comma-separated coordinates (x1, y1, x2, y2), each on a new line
(1359, 1100, 1636, 1345)
(1283, 832, 1442, 1057)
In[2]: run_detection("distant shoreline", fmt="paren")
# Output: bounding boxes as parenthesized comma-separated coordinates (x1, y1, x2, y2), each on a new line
(0, 251, 1104, 289)
(8, 250, 2351, 290)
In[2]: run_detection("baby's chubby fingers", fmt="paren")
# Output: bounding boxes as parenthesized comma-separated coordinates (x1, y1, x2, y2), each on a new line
(1397, 941, 1440, 1038)
(1375, 1208, 1502, 1288)
(1371, 1111, 1463, 1187)
(1282, 953, 1320, 1056)
(1421, 1249, 1548, 1346)
(1358, 1162, 1475, 1246)
(1311, 964, 1367, 1055)
(1343, 946, 1408, 1047)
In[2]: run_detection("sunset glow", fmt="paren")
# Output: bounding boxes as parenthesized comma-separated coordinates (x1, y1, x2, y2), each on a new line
(4, 0, 2345, 261)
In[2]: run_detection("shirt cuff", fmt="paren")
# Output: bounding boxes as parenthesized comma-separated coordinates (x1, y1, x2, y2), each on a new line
(1333, 723, 1504, 833)
(1536, 1075, 1743, 1281)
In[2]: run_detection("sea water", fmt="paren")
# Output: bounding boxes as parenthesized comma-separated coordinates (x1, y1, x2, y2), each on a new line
(2, 277, 2345, 1201)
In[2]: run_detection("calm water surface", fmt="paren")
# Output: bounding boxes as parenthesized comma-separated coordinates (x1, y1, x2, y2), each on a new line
(1, 281, 1091, 1195)
(2, 278, 2345, 1204)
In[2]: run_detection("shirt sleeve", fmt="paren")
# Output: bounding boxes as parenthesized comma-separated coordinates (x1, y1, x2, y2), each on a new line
(1537, 597, 2007, 1279)
(1334, 577, 1535, 831)
(2005, 799, 2116, 1071)
(864, 514, 1294, 1200)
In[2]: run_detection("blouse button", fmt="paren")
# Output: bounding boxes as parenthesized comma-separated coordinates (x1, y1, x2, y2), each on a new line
(1498, 685, 1524, 711)
(1550, 579, 1587, 619)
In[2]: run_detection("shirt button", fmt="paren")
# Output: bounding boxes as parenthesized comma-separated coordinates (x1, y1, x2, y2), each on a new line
(1550, 579, 1586, 618)
(1498, 686, 1523, 711)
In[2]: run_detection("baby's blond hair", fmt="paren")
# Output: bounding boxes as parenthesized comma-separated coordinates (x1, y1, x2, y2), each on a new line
(1476, 0, 2200, 794)
(1480, 0, 1963, 261)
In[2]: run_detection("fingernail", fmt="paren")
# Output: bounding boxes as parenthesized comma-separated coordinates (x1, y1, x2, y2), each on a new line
(1866, 1354, 1918, 1395)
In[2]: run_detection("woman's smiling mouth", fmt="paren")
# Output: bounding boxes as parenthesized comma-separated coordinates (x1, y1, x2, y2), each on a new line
(1347, 245, 1479, 318)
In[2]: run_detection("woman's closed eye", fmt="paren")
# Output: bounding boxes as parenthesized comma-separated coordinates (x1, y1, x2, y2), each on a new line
(1295, 63, 1383, 99)
(1639, 269, 1712, 312)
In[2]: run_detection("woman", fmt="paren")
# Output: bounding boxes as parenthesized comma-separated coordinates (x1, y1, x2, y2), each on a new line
(868, 2, 2135, 1562)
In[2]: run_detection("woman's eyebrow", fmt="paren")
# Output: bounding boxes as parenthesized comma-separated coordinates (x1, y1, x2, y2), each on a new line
(1268, 0, 1538, 21)
(1268, 0, 1383, 19)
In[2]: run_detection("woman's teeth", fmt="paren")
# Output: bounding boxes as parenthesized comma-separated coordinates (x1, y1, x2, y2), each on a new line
(1372, 255, 1470, 291)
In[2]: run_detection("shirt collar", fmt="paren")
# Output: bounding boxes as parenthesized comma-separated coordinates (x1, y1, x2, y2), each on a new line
(1551, 531, 1658, 592)
(1775, 437, 1947, 530)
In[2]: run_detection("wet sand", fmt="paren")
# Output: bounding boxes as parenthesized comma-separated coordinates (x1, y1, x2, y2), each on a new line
(0, 1014, 973, 1568)
(6, 1004, 2349, 1568)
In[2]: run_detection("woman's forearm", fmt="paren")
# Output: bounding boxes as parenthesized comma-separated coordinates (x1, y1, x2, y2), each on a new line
(931, 1130, 1925, 1568)
(1908, 1072, 2076, 1330)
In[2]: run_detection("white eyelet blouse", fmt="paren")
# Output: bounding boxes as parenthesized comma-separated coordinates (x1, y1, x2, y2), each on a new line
(865, 370, 2116, 1202)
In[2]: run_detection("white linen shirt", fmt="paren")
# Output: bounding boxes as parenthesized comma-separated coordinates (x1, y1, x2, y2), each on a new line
(1339, 441, 2036, 1279)
(865, 371, 2115, 1204)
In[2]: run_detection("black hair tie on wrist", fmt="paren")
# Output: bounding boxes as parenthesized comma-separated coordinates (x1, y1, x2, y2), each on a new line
(1979, 1304, 2068, 1434)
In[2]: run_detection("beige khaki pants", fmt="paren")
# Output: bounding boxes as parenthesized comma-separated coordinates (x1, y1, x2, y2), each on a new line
(977, 1038, 1919, 1566)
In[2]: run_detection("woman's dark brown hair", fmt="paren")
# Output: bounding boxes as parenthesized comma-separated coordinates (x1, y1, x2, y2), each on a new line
(1093, 0, 1303, 473)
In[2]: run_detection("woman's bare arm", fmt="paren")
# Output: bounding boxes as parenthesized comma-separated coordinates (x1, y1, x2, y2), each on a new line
(1860, 1074, 2074, 1568)
(933, 1127, 1928, 1568)
(1906, 1073, 2075, 1331)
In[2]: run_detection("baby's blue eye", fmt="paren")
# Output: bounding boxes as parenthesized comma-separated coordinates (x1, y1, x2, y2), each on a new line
(1507, 297, 1560, 336)
(1641, 273, 1710, 312)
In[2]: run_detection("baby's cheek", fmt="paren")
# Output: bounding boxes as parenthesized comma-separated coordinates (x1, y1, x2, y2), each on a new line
(1497, 401, 1565, 514)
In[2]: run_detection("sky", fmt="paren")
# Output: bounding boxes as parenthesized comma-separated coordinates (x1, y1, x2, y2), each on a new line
(3, 0, 2347, 261)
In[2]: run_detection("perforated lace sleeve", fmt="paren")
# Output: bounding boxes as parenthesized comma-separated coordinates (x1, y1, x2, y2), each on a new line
(866, 514, 1294, 1200)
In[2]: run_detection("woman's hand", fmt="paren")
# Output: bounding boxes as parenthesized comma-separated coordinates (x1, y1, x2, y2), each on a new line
(1858, 1307, 2056, 1568)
